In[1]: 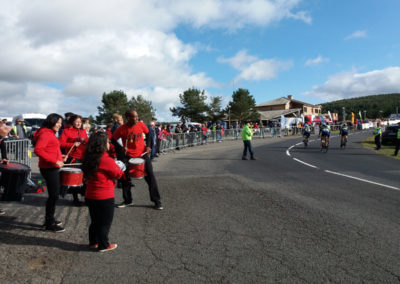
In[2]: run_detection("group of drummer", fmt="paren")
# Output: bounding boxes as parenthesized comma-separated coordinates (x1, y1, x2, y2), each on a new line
(31, 110, 163, 252)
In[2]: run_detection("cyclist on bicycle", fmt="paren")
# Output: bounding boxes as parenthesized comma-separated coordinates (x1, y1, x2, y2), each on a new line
(303, 124, 311, 143)
(320, 123, 331, 146)
(340, 123, 349, 148)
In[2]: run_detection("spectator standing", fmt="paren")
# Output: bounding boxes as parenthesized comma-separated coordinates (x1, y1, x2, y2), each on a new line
(174, 123, 182, 150)
(33, 113, 65, 232)
(58, 112, 74, 137)
(374, 122, 382, 150)
(11, 118, 27, 138)
(111, 113, 123, 134)
(241, 122, 256, 160)
(82, 118, 91, 137)
(150, 122, 157, 160)
(233, 121, 240, 140)
(201, 124, 209, 144)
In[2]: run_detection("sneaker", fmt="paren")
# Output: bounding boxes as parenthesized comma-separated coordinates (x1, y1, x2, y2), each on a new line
(43, 220, 62, 227)
(89, 243, 99, 249)
(116, 202, 133, 208)
(99, 243, 117, 252)
(251, 157, 257, 160)
(154, 201, 164, 210)
(0, 209, 5, 216)
(242, 157, 248, 160)
(45, 224, 65, 233)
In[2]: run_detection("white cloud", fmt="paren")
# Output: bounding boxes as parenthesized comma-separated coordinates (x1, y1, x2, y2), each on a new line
(345, 30, 367, 40)
(0, 0, 310, 120)
(305, 55, 329, 66)
(304, 67, 400, 102)
(219, 50, 293, 81)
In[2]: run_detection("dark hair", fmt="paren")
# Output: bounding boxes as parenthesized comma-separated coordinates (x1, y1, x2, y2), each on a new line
(68, 114, 82, 126)
(42, 113, 63, 129)
(64, 112, 74, 118)
(81, 131, 108, 179)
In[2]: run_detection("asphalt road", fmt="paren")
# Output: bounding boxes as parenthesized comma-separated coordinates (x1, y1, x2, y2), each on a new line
(0, 132, 399, 283)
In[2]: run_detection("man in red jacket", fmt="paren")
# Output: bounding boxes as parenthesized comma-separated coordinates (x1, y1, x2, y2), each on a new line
(112, 110, 163, 210)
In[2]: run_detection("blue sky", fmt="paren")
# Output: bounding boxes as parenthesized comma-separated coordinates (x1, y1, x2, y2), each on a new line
(0, 0, 399, 121)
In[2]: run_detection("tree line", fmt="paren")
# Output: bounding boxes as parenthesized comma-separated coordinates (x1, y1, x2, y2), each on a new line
(321, 93, 400, 119)
(95, 88, 260, 124)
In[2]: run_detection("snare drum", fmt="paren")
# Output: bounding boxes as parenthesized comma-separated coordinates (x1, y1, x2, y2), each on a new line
(128, 158, 145, 179)
(115, 160, 126, 172)
(60, 167, 83, 187)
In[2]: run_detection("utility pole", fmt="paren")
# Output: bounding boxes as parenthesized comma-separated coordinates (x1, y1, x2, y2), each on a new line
(342, 107, 346, 122)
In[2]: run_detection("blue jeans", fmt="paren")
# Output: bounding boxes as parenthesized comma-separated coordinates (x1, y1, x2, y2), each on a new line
(242, 140, 254, 158)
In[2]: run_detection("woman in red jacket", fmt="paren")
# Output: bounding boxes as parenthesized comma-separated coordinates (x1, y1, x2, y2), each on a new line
(59, 114, 88, 206)
(34, 113, 65, 232)
(81, 131, 124, 252)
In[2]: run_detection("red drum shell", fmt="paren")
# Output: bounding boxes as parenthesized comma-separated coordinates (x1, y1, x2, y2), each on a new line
(128, 158, 145, 179)
(60, 167, 83, 187)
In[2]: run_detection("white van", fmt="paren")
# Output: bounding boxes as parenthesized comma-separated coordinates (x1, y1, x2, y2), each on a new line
(12, 113, 47, 137)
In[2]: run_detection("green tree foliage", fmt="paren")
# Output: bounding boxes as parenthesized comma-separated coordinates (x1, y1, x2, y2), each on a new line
(96, 90, 129, 123)
(207, 96, 225, 122)
(129, 95, 156, 124)
(227, 88, 260, 123)
(170, 88, 208, 122)
(321, 93, 400, 119)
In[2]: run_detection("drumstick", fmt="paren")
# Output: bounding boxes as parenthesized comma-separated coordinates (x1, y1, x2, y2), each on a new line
(63, 145, 76, 162)
(63, 163, 82, 167)
(141, 152, 148, 157)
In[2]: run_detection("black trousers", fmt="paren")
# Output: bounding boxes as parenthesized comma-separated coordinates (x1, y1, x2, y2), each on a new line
(375, 135, 381, 150)
(120, 154, 161, 204)
(39, 168, 60, 225)
(86, 198, 114, 249)
(242, 140, 254, 159)
(395, 139, 400, 156)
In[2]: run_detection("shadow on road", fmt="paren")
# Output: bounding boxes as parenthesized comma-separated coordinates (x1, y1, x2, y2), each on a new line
(0, 219, 88, 252)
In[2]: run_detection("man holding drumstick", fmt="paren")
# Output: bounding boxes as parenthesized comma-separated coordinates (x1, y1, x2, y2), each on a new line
(111, 110, 163, 210)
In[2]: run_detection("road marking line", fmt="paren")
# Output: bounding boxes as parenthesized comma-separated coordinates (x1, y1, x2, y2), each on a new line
(325, 170, 400, 190)
(293, 158, 319, 169)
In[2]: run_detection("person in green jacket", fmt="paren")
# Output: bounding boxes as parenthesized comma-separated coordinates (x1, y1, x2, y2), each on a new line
(394, 122, 400, 156)
(373, 123, 382, 150)
(241, 122, 257, 160)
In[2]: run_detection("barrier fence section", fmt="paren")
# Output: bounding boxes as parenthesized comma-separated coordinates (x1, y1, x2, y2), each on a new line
(157, 126, 365, 153)
(3, 139, 32, 177)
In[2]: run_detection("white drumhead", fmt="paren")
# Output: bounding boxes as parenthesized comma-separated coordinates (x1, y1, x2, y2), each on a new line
(60, 167, 82, 173)
(115, 160, 126, 171)
(129, 158, 144, 165)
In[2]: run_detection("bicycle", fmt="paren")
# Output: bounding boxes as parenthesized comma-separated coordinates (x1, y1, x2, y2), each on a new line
(321, 137, 329, 152)
(303, 136, 309, 147)
(340, 136, 347, 149)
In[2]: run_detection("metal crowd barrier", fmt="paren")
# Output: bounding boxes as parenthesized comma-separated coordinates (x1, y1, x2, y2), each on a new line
(156, 126, 367, 153)
(3, 138, 33, 181)
(3, 138, 32, 167)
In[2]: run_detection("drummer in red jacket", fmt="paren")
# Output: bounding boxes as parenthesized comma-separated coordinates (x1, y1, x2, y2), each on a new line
(81, 131, 124, 252)
(33, 113, 65, 232)
(111, 110, 163, 210)
(59, 114, 88, 206)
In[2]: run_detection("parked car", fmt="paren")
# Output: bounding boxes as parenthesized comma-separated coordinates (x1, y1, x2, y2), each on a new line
(382, 125, 399, 145)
